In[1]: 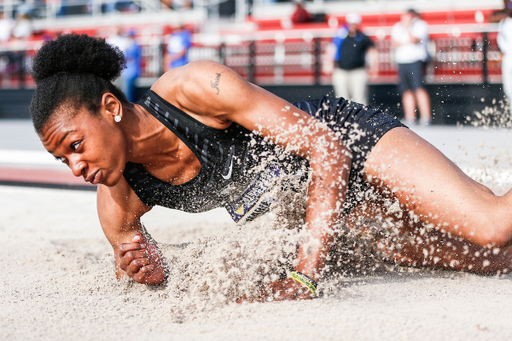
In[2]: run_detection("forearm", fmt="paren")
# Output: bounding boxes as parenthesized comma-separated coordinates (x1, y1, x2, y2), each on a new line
(100, 209, 146, 278)
(98, 188, 147, 247)
(489, 10, 509, 23)
(97, 184, 153, 278)
(408, 31, 421, 44)
(104, 220, 143, 275)
(102, 213, 165, 284)
(294, 147, 350, 281)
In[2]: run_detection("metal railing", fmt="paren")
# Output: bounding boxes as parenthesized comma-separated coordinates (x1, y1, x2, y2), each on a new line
(0, 28, 502, 89)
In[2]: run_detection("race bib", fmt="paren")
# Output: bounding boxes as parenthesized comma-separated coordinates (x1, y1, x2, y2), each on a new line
(226, 163, 303, 224)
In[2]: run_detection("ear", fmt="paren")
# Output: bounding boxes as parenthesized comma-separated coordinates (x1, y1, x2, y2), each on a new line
(101, 93, 122, 122)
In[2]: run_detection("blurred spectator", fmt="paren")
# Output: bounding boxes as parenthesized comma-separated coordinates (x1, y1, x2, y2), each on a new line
(391, 9, 431, 126)
(11, 13, 33, 40)
(0, 12, 15, 86)
(331, 12, 377, 105)
(0, 11, 14, 43)
(104, 0, 140, 14)
(490, 1, 512, 105)
(161, 0, 192, 10)
(121, 30, 142, 102)
(291, 0, 312, 24)
(164, 25, 192, 72)
(108, 26, 131, 53)
(107, 27, 142, 102)
(10, 12, 33, 88)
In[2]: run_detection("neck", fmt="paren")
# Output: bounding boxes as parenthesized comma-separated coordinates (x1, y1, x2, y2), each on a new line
(122, 103, 179, 164)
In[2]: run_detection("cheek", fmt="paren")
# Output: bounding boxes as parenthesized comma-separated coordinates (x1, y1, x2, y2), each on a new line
(100, 126, 126, 155)
(109, 132, 128, 165)
(90, 126, 126, 169)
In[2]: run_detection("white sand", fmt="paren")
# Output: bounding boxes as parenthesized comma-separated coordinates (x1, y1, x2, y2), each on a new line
(2, 125, 512, 341)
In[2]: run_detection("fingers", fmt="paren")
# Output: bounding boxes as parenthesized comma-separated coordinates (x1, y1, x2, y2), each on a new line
(122, 251, 150, 275)
(268, 285, 310, 302)
(118, 233, 146, 256)
(239, 279, 314, 303)
(118, 233, 150, 277)
(119, 250, 148, 268)
(118, 242, 144, 255)
(117, 233, 166, 285)
(292, 288, 313, 301)
(131, 264, 155, 283)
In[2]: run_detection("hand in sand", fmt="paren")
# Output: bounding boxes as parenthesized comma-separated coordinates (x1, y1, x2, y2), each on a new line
(237, 278, 313, 303)
(118, 233, 166, 285)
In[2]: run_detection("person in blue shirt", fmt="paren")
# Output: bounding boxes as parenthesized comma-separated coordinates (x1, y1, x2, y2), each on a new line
(331, 13, 377, 105)
(164, 25, 192, 71)
(122, 30, 142, 102)
(107, 28, 141, 102)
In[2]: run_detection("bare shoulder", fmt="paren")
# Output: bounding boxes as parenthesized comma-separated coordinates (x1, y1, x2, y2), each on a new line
(148, 60, 294, 128)
(179, 61, 248, 101)
(151, 61, 254, 121)
(152, 60, 233, 93)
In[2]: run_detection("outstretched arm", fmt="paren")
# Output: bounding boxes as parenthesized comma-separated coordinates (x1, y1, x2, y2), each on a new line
(97, 179, 165, 284)
(154, 61, 351, 300)
(489, 9, 511, 23)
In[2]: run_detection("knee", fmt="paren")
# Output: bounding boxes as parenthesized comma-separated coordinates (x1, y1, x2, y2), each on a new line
(474, 225, 512, 248)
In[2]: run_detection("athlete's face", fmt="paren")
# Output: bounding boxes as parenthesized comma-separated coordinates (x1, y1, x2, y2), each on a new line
(40, 99, 128, 187)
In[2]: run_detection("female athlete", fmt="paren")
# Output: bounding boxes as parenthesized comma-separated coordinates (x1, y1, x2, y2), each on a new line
(30, 34, 512, 302)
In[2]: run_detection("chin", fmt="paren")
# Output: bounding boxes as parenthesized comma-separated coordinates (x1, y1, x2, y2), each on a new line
(103, 174, 123, 187)
(101, 180, 117, 187)
(100, 169, 124, 187)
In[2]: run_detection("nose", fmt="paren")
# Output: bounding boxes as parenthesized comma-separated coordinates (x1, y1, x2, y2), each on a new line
(68, 155, 87, 178)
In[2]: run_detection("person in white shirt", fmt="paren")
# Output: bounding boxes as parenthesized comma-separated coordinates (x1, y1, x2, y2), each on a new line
(391, 9, 431, 126)
(0, 11, 14, 84)
(0, 11, 14, 43)
(497, 12, 512, 105)
(11, 13, 32, 40)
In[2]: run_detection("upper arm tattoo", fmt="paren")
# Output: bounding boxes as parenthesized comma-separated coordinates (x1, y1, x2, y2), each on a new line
(211, 73, 221, 95)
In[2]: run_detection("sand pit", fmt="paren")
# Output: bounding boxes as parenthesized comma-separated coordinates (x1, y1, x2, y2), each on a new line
(2, 126, 512, 340)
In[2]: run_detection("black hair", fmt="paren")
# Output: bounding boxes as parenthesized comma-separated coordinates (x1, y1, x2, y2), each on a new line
(407, 8, 419, 17)
(30, 33, 128, 134)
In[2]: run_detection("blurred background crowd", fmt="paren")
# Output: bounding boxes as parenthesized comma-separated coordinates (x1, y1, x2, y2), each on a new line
(0, 0, 508, 125)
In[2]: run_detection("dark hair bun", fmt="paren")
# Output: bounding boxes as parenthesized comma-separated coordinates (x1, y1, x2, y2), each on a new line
(32, 33, 126, 84)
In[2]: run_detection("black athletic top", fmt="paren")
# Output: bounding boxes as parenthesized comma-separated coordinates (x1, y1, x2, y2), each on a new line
(123, 90, 405, 223)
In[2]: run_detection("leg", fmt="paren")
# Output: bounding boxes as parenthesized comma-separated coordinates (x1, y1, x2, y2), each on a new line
(414, 87, 431, 124)
(502, 58, 512, 106)
(364, 127, 512, 247)
(402, 90, 416, 124)
(350, 68, 368, 105)
(345, 189, 512, 275)
(389, 228, 512, 274)
(332, 68, 350, 100)
(398, 63, 417, 124)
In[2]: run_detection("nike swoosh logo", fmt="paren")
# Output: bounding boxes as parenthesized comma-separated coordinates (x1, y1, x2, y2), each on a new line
(222, 155, 234, 180)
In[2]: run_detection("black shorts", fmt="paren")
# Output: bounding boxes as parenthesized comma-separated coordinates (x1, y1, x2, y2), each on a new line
(294, 97, 406, 213)
(397, 61, 426, 93)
